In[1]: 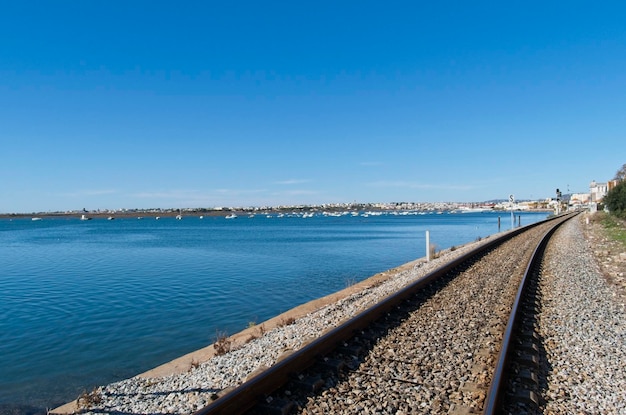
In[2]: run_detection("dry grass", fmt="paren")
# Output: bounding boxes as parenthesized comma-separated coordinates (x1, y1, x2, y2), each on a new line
(244, 334, 258, 343)
(277, 316, 296, 327)
(189, 359, 201, 371)
(213, 330, 232, 356)
(77, 387, 102, 409)
(429, 243, 440, 259)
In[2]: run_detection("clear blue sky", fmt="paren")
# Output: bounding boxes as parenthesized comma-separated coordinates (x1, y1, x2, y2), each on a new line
(1, 1, 625, 213)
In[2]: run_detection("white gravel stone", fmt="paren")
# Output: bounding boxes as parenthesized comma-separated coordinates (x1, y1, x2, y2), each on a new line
(538, 217, 626, 414)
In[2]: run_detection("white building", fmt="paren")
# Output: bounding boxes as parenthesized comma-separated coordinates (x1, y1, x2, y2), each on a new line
(570, 193, 590, 204)
(589, 180, 608, 202)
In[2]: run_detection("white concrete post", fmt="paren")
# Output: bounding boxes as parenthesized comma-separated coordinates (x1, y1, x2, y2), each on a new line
(426, 230, 430, 262)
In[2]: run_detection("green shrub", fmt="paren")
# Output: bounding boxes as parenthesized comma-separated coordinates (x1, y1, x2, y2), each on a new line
(604, 180, 626, 218)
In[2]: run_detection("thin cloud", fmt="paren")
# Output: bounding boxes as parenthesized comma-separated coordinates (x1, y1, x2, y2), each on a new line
(281, 189, 319, 196)
(214, 188, 267, 195)
(274, 179, 312, 185)
(134, 188, 268, 199)
(134, 190, 200, 199)
(59, 189, 118, 197)
(367, 181, 479, 191)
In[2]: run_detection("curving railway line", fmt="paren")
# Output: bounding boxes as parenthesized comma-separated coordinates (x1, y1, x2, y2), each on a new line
(193, 213, 577, 415)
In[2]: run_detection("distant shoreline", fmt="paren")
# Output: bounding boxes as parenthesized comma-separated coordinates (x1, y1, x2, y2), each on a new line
(0, 206, 553, 220)
(0, 210, 239, 219)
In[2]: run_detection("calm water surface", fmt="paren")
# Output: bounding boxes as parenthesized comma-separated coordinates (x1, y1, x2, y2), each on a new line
(0, 211, 548, 412)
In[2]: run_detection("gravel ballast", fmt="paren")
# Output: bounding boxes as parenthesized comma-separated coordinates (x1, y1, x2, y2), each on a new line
(537, 216, 626, 414)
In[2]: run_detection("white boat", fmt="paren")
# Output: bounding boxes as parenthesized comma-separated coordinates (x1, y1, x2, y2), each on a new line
(31, 217, 42, 221)
(80, 214, 91, 221)
(225, 213, 237, 219)
(175, 214, 182, 220)
(107, 216, 115, 220)
(455, 207, 488, 214)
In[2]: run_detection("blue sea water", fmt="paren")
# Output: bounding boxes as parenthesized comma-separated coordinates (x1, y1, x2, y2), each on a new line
(0, 210, 548, 411)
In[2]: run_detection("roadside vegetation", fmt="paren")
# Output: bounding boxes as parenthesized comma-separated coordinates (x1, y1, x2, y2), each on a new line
(597, 212, 626, 249)
(589, 164, 626, 249)
(604, 180, 626, 219)
(604, 163, 626, 219)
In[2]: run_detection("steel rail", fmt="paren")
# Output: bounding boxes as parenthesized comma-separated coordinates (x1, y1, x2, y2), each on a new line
(194, 213, 571, 415)
(482, 212, 576, 414)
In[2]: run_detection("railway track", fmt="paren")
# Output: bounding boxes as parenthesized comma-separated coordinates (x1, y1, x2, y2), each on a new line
(193, 213, 576, 415)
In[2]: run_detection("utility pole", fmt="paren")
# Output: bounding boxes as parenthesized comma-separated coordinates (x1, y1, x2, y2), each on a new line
(509, 194, 514, 229)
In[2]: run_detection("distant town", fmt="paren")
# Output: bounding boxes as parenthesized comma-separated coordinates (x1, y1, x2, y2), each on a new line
(0, 199, 558, 219)
(1, 179, 617, 219)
